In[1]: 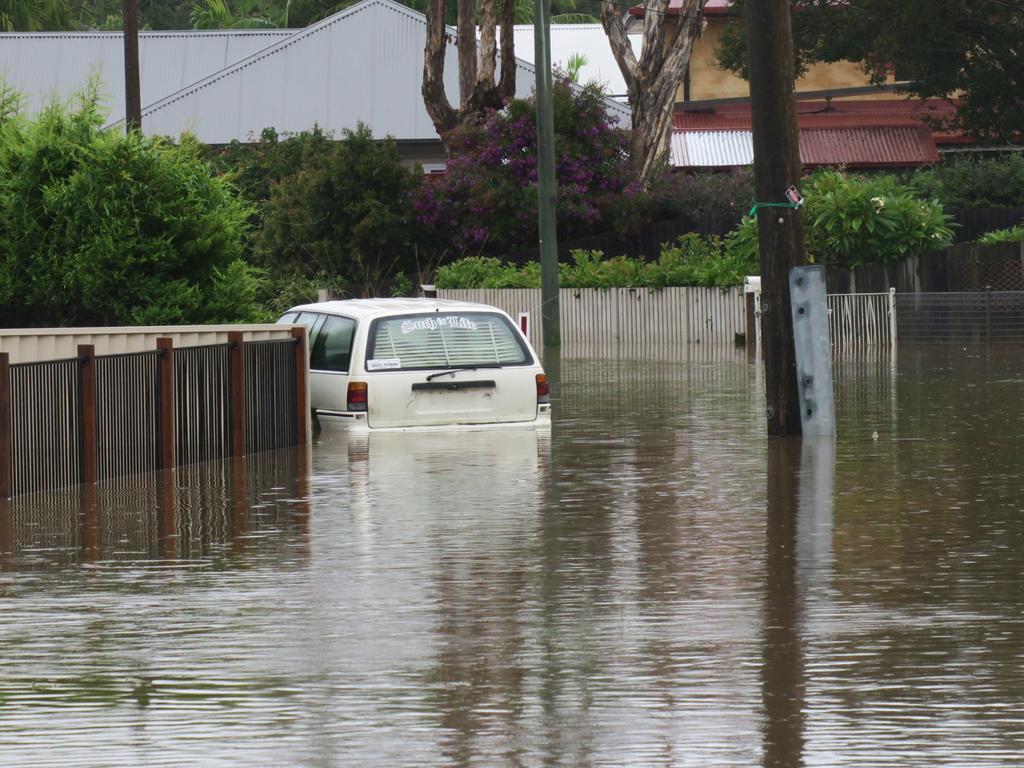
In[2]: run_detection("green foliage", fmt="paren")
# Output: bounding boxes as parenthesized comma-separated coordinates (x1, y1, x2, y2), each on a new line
(908, 155, 1024, 210)
(978, 226, 1024, 244)
(647, 169, 754, 222)
(435, 257, 542, 289)
(411, 79, 634, 256)
(0, 88, 260, 326)
(253, 123, 420, 297)
(716, 0, 1024, 143)
(434, 235, 753, 290)
(802, 170, 954, 267)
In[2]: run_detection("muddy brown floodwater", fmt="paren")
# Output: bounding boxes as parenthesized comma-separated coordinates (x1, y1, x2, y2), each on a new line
(1, 344, 1023, 767)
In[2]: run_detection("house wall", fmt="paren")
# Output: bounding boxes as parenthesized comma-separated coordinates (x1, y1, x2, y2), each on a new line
(679, 16, 893, 103)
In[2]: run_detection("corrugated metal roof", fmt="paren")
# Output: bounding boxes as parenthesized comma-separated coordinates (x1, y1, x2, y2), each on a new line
(671, 125, 938, 168)
(0, 29, 292, 124)
(801, 126, 939, 166)
(132, 0, 630, 142)
(0, 1, 630, 143)
(671, 129, 753, 167)
(673, 99, 963, 142)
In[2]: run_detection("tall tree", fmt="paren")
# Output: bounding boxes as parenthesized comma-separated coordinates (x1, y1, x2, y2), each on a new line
(422, 0, 517, 139)
(716, 0, 1024, 144)
(601, 0, 705, 183)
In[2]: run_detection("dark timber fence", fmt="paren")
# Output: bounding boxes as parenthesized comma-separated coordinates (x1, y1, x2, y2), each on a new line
(0, 329, 308, 499)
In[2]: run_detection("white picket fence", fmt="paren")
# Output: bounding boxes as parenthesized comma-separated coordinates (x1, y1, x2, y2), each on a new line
(438, 287, 745, 352)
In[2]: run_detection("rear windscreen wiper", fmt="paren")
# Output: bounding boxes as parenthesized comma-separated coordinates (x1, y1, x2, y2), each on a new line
(425, 364, 502, 381)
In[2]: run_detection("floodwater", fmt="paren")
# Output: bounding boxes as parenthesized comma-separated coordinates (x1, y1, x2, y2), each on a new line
(2, 344, 1024, 767)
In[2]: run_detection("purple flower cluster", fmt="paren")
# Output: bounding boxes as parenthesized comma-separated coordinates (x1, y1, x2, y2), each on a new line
(411, 81, 634, 255)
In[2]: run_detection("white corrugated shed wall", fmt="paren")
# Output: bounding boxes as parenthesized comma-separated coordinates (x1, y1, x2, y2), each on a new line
(437, 288, 746, 352)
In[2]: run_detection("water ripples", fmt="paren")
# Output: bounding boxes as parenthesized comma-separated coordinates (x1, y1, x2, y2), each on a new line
(2, 346, 1024, 765)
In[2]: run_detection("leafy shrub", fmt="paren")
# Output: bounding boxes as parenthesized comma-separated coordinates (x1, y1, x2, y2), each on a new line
(434, 234, 752, 290)
(254, 124, 420, 297)
(977, 225, 1024, 244)
(0, 88, 261, 327)
(412, 79, 635, 256)
(909, 155, 1024, 210)
(791, 171, 953, 267)
(646, 169, 754, 223)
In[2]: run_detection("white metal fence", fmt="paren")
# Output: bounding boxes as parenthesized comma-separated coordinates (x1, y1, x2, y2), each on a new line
(827, 289, 897, 348)
(438, 287, 745, 351)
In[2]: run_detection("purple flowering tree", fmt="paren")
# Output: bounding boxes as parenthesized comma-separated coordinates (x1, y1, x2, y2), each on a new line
(412, 79, 641, 256)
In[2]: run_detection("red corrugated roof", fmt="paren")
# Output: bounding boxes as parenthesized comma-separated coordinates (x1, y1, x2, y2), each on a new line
(800, 125, 938, 166)
(674, 99, 965, 144)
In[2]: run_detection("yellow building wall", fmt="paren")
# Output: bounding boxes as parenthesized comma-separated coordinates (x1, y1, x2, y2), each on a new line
(680, 17, 890, 102)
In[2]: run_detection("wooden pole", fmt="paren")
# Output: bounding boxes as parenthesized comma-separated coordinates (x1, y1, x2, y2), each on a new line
(123, 0, 142, 132)
(156, 338, 175, 470)
(291, 326, 310, 446)
(78, 344, 98, 485)
(744, 0, 806, 436)
(0, 353, 11, 499)
(228, 331, 246, 457)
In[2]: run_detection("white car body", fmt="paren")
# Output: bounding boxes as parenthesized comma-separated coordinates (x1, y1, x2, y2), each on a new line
(278, 298, 551, 431)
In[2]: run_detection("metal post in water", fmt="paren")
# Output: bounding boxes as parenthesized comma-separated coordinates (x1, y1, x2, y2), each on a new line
(156, 338, 175, 471)
(0, 352, 10, 499)
(228, 331, 246, 457)
(533, 0, 560, 349)
(888, 287, 897, 349)
(789, 265, 835, 437)
(985, 284, 992, 343)
(78, 344, 98, 485)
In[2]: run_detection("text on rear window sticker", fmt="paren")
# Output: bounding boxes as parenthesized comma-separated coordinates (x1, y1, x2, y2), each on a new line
(401, 316, 479, 334)
(366, 358, 401, 370)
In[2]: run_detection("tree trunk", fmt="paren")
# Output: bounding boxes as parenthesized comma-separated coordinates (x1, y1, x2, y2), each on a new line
(423, 0, 511, 144)
(422, 0, 458, 135)
(602, 0, 703, 184)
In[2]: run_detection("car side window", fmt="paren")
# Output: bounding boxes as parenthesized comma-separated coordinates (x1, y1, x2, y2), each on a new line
(310, 315, 356, 373)
(275, 312, 299, 325)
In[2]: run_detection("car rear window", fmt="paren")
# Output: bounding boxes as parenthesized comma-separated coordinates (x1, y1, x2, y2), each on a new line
(366, 312, 530, 371)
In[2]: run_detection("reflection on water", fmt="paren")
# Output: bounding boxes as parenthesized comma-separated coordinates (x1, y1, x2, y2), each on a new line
(1, 344, 1024, 766)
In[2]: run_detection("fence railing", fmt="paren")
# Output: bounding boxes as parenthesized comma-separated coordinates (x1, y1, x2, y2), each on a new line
(441, 285, 1024, 350)
(0, 329, 309, 499)
(437, 287, 745, 351)
(896, 290, 1024, 343)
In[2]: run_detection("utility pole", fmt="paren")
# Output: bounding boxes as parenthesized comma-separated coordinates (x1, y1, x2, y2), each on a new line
(123, 0, 142, 132)
(744, 0, 806, 436)
(533, 0, 560, 349)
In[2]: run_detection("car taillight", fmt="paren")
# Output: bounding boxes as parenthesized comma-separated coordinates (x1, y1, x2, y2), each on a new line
(347, 381, 368, 412)
(535, 373, 550, 403)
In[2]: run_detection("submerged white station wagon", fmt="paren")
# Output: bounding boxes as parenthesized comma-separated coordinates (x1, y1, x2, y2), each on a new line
(278, 298, 551, 430)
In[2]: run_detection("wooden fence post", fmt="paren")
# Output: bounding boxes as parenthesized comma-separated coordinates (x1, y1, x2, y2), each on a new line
(0, 353, 11, 499)
(157, 338, 175, 471)
(291, 326, 309, 446)
(78, 344, 97, 486)
(228, 331, 246, 457)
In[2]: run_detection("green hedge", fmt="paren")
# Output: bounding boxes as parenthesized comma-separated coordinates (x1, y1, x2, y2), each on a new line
(434, 233, 757, 289)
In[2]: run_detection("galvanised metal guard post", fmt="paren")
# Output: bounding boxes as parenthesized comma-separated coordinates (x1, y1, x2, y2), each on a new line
(789, 265, 835, 437)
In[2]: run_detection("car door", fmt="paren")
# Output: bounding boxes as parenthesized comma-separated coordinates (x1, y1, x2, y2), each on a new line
(308, 313, 357, 414)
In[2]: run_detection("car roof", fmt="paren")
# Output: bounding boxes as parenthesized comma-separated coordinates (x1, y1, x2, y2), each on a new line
(286, 297, 512, 321)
